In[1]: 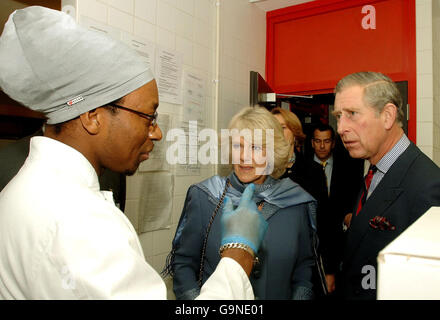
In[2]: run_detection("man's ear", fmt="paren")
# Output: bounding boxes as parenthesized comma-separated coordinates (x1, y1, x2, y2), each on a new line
(79, 108, 102, 135)
(381, 103, 397, 130)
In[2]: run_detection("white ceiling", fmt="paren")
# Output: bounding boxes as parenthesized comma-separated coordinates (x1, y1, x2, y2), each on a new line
(250, 0, 315, 12)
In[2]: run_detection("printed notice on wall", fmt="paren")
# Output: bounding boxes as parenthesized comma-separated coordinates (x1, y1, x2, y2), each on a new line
(155, 48, 183, 105)
(182, 71, 206, 124)
(121, 33, 156, 74)
(138, 172, 174, 233)
(175, 120, 202, 176)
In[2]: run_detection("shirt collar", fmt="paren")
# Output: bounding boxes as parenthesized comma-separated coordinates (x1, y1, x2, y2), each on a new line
(314, 154, 333, 166)
(375, 134, 411, 174)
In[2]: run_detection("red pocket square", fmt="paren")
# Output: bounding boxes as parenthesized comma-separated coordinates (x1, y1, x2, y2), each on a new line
(369, 216, 396, 231)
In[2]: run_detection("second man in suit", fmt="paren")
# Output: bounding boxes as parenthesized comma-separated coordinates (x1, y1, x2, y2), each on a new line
(310, 123, 363, 295)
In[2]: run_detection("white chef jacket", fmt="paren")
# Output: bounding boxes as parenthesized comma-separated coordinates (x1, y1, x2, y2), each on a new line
(0, 136, 253, 300)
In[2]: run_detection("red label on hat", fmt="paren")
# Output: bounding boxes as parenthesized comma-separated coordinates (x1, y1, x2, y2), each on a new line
(67, 95, 84, 106)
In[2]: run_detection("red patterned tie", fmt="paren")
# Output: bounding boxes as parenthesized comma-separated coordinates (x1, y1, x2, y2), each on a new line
(356, 165, 377, 216)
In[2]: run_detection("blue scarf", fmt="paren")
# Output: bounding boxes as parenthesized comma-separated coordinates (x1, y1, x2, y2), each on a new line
(200, 172, 316, 210)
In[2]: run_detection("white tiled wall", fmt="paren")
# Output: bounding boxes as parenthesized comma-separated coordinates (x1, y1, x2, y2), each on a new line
(68, 0, 267, 298)
(218, 0, 266, 130)
(416, 0, 440, 165)
(216, 0, 266, 176)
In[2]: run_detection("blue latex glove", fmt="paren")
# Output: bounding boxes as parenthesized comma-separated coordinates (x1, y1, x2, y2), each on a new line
(220, 183, 268, 254)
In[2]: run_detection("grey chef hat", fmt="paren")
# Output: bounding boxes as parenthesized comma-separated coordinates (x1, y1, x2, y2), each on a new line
(0, 6, 154, 124)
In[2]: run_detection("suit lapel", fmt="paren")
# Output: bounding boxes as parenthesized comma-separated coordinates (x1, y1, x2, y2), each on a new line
(344, 143, 419, 262)
(329, 156, 340, 196)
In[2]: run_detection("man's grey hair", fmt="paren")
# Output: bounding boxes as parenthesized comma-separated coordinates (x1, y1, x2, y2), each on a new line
(334, 71, 404, 126)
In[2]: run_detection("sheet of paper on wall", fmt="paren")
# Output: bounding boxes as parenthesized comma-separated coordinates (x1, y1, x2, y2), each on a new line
(182, 71, 206, 124)
(79, 15, 121, 40)
(174, 121, 202, 176)
(121, 33, 156, 74)
(139, 113, 171, 172)
(138, 172, 174, 233)
(155, 47, 183, 105)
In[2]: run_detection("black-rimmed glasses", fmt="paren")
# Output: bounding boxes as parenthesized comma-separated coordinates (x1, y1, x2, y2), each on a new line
(107, 103, 158, 127)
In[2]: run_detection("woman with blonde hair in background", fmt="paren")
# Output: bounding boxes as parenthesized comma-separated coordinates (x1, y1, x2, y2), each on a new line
(165, 106, 318, 300)
(271, 108, 327, 203)
(272, 107, 333, 296)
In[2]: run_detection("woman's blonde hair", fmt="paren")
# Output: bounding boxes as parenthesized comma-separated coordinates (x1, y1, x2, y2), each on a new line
(226, 106, 290, 179)
(270, 107, 306, 147)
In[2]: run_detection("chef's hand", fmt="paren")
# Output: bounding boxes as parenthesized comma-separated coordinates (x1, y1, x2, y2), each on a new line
(220, 183, 268, 254)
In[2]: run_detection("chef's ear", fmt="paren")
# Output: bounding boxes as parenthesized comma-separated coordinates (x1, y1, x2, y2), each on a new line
(79, 108, 102, 135)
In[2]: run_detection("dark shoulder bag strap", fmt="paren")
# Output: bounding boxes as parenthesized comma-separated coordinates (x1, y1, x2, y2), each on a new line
(198, 179, 231, 288)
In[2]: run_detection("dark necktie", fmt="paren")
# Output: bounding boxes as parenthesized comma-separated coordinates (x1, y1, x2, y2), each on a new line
(356, 165, 377, 216)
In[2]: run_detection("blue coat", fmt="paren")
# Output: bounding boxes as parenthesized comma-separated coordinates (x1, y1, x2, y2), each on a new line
(170, 173, 318, 300)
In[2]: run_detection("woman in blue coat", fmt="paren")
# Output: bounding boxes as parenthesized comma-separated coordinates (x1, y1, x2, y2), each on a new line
(165, 106, 318, 300)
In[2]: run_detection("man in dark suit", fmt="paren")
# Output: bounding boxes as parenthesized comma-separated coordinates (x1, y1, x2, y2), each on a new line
(333, 71, 440, 300)
(309, 123, 363, 295)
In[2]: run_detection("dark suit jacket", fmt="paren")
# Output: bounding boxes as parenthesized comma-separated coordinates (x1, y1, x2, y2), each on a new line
(282, 151, 328, 210)
(340, 143, 440, 300)
(324, 151, 364, 273)
(284, 148, 363, 275)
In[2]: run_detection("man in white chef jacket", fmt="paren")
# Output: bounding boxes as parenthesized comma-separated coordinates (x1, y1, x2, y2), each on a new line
(0, 6, 267, 300)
